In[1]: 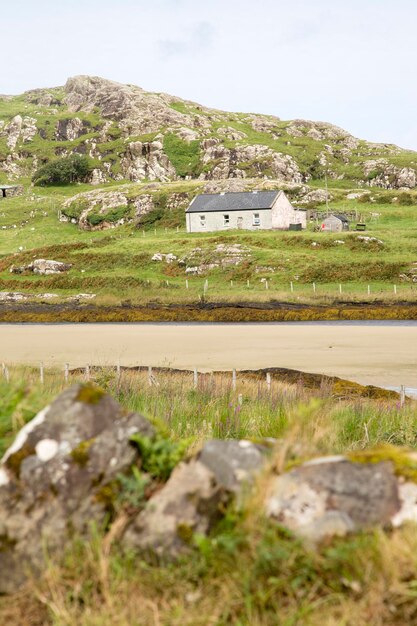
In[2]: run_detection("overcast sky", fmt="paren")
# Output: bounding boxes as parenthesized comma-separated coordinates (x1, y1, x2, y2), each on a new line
(3, 0, 417, 149)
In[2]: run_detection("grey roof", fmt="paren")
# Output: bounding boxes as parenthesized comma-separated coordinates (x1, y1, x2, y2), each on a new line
(331, 213, 350, 223)
(0, 184, 17, 190)
(186, 190, 282, 213)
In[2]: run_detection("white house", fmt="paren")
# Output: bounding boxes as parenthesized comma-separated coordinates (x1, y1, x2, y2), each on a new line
(185, 190, 306, 233)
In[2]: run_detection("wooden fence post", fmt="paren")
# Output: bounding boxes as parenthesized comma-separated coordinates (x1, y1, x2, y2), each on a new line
(394, 284, 397, 295)
(148, 366, 153, 387)
(116, 361, 121, 382)
(40, 362, 44, 385)
(247, 279, 250, 288)
(400, 385, 406, 408)
(186, 279, 189, 289)
(230, 280, 233, 288)
(339, 283, 342, 294)
(290, 281, 294, 293)
(265, 280, 269, 290)
(193, 367, 198, 389)
(313, 282, 316, 293)
(232, 369, 237, 391)
(367, 285, 371, 296)
(85, 364, 90, 381)
(64, 362, 69, 383)
(266, 372, 271, 393)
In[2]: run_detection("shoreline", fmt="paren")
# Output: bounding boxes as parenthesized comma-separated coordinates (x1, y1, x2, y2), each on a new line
(1, 300, 417, 323)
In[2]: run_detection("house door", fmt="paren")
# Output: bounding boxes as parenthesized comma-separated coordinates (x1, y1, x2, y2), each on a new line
(237, 217, 243, 229)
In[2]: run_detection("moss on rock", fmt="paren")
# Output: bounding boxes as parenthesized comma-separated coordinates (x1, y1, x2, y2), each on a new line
(348, 444, 417, 482)
(70, 438, 95, 467)
(76, 384, 105, 405)
(5, 443, 36, 478)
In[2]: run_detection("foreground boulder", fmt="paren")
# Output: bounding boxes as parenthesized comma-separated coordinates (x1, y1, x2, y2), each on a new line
(265, 453, 417, 542)
(123, 440, 268, 557)
(0, 384, 154, 593)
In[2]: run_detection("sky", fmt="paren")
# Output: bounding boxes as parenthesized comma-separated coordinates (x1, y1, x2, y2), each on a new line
(2, 0, 417, 149)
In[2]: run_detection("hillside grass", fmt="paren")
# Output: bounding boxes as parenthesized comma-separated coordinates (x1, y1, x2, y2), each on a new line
(1, 367, 417, 625)
(0, 184, 417, 307)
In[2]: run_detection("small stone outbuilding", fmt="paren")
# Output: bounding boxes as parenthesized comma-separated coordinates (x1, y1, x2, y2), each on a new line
(321, 214, 350, 232)
(186, 190, 306, 233)
(0, 184, 23, 199)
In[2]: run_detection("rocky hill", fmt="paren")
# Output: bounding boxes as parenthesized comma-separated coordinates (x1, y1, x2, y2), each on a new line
(1, 75, 416, 189)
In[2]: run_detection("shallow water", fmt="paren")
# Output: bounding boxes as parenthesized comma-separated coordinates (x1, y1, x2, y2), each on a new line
(1, 321, 417, 388)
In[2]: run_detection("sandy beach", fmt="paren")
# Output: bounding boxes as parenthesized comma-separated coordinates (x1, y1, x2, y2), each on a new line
(1, 321, 416, 387)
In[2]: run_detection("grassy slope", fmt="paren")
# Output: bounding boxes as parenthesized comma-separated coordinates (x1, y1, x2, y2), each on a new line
(1, 368, 417, 625)
(0, 184, 417, 307)
(1, 83, 417, 311)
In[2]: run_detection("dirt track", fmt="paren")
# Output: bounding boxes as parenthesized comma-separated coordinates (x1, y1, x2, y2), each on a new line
(1, 322, 417, 387)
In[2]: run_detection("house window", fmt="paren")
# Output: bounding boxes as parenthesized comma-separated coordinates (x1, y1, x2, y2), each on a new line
(223, 214, 230, 226)
(199, 215, 206, 227)
(253, 213, 260, 226)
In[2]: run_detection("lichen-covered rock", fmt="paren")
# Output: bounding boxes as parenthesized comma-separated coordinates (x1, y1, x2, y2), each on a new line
(123, 440, 268, 557)
(265, 457, 403, 542)
(0, 384, 154, 593)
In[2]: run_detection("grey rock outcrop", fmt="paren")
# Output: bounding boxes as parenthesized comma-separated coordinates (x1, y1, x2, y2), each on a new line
(120, 140, 177, 182)
(0, 384, 154, 593)
(55, 117, 86, 141)
(364, 159, 417, 189)
(0, 114, 37, 150)
(64, 75, 208, 136)
(201, 144, 304, 183)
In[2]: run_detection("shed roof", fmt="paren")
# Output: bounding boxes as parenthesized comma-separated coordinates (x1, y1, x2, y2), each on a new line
(0, 184, 17, 190)
(186, 190, 282, 213)
(324, 213, 349, 223)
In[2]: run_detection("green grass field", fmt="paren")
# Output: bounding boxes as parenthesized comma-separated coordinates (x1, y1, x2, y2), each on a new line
(0, 184, 417, 308)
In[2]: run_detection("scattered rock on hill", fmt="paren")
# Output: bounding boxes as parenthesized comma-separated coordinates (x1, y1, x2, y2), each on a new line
(183, 243, 251, 275)
(10, 259, 72, 275)
(356, 235, 383, 245)
(152, 252, 177, 263)
(299, 188, 332, 204)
